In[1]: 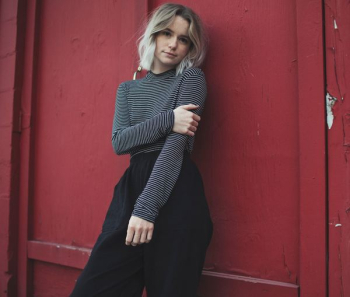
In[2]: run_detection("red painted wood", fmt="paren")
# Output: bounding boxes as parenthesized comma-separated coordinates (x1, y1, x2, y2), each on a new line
(1, 0, 341, 296)
(27, 240, 91, 270)
(17, 0, 40, 295)
(198, 272, 299, 297)
(32, 262, 81, 297)
(156, 0, 314, 295)
(324, 1, 350, 296)
(0, 0, 25, 296)
(295, 0, 328, 296)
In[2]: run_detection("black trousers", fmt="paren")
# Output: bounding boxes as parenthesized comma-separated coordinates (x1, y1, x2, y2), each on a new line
(69, 150, 213, 297)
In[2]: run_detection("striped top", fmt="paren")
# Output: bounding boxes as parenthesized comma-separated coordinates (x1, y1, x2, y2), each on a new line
(112, 67, 207, 223)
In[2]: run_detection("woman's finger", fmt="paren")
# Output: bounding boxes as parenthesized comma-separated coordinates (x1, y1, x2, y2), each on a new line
(191, 119, 199, 127)
(132, 229, 141, 246)
(125, 226, 134, 245)
(189, 125, 197, 132)
(181, 104, 200, 111)
(192, 114, 201, 122)
(140, 229, 147, 244)
(146, 228, 153, 243)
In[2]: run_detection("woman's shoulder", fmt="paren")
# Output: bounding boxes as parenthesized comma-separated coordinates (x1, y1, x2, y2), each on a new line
(179, 67, 207, 87)
(116, 77, 141, 93)
(182, 67, 205, 78)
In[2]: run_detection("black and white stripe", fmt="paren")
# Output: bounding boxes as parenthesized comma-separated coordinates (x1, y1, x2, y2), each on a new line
(112, 67, 207, 223)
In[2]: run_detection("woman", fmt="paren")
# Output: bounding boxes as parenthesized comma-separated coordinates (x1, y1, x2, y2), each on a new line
(69, 3, 213, 296)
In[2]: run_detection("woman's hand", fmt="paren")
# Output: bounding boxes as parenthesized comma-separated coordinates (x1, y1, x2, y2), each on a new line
(125, 215, 154, 246)
(173, 104, 201, 136)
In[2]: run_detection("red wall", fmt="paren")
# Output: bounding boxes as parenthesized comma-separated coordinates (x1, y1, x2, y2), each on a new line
(1, 0, 347, 296)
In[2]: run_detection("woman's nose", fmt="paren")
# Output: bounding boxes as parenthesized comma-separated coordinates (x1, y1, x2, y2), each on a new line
(168, 37, 177, 48)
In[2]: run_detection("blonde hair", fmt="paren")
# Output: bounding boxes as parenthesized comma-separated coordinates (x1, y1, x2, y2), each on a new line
(137, 3, 208, 76)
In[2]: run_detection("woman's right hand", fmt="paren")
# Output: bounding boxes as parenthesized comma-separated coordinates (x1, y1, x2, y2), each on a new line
(172, 104, 201, 136)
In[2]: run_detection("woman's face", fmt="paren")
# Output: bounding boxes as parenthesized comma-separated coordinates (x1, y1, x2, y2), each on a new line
(152, 16, 191, 73)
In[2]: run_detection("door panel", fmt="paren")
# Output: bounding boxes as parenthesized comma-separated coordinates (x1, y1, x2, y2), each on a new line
(20, 0, 147, 296)
(152, 0, 300, 294)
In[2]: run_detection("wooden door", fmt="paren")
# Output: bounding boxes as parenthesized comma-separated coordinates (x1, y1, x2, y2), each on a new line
(13, 0, 328, 296)
(17, 0, 147, 296)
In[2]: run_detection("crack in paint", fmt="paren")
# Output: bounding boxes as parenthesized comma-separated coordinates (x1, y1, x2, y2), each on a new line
(338, 244, 344, 297)
(282, 245, 292, 280)
(332, 45, 343, 101)
(342, 114, 350, 162)
(326, 2, 345, 101)
(337, 212, 345, 297)
(342, 113, 350, 146)
(0, 50, 16, 59)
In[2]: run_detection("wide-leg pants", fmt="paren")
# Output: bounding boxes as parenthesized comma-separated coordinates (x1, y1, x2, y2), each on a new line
(69, 150, 213, 297)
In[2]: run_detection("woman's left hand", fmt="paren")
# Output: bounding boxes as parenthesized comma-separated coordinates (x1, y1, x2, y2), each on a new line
(125, 215, 154, 246)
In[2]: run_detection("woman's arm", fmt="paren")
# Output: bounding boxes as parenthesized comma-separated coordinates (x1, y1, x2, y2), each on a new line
(131, 68, 207, 223)
(112, 82, 175, 155)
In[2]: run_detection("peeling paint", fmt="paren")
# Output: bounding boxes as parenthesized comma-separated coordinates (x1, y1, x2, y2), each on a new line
(335, 224, 342, 227)
(331, 43, 344, 101)
(342, 114, 350, 146)
(326, 93, 337, 129)
(334, 19, 338, 29)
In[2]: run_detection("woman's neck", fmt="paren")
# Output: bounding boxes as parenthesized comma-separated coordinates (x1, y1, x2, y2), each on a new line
(150, 64, 176, 75)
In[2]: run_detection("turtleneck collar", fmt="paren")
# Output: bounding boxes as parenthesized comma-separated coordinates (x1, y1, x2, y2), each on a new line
(145, 68, 176, 80)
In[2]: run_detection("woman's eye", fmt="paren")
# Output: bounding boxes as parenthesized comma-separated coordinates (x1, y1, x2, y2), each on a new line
(163, 31, 171, 36)
(180, 38, 188, 44)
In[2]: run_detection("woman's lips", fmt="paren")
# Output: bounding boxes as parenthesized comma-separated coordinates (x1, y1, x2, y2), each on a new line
(164, 52, 176, 57)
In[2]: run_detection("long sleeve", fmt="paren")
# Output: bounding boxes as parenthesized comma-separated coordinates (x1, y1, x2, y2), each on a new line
(131, 68, 207, 223)
(112, 82, 175, 155)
